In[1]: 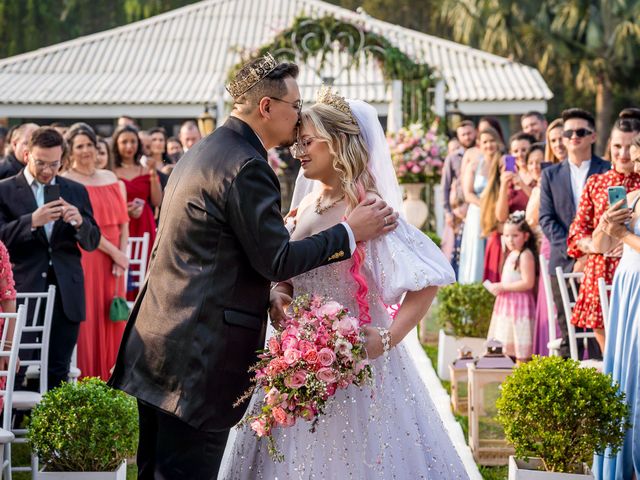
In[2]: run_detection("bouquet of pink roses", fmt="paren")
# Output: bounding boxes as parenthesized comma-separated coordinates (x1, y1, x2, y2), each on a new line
(387, 122, 447, 184)
(236, 294, 373, 461)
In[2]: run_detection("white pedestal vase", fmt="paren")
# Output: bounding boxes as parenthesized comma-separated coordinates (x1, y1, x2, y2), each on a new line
(437, 328, 487, 380)
(508, 457, 593, 480)
(402, 183, 428, 229)
(35, 461, 127, 480)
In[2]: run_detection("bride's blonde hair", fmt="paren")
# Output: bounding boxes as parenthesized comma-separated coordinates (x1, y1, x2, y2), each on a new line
(299, 104, 378, 212)
(299, 101, 377, 325)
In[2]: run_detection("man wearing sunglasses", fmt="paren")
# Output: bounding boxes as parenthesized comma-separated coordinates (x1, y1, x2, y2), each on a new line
(539, 108, 609, 359)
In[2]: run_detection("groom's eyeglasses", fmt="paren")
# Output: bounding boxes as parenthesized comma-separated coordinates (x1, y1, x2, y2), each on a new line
(562, 128, 593, 139)
(269, 96, 303, 114)
(290, 137, 319, 158)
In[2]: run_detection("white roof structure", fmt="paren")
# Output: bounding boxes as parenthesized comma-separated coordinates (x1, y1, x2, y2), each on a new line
(0, 0, 553, 119)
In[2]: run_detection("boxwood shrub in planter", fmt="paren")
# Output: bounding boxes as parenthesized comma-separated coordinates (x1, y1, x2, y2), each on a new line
(497, 356, 629, 477)
(434, 282, 495, 379)
(28, 377, 138, 478)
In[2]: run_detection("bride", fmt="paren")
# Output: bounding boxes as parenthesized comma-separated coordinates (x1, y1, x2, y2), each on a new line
(220, 88, 470, 479)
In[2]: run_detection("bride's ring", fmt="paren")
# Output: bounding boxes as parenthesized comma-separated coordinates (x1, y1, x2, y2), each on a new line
(383, 216, 388, 226)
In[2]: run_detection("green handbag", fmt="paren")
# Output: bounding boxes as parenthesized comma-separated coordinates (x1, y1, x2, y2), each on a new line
(109, 276, 130, 322)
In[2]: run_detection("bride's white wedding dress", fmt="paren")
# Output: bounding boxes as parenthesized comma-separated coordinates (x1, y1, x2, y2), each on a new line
(220, 217, 472, 479)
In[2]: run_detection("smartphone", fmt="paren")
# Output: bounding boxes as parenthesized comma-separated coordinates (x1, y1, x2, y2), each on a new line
(607, 186, 628, 210)
(43, 184, 61, 204)
(504, 155, 517, 173)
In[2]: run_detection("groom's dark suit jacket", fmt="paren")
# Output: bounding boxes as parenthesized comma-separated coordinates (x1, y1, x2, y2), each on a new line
(110, 117, 352, 432)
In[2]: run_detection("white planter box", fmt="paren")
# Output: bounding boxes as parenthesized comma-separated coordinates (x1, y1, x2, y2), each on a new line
(437, 328, 487, 380)
(508, 456, 593, 480)
(36, 460, 127, 480)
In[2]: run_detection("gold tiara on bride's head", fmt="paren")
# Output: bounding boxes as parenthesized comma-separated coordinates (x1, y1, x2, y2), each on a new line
(226, 53, 279, 98)
(316, 86, 357, 125)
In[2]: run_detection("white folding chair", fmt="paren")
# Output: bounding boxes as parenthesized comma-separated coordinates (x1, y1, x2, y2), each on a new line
(0, 305, 28, 480)
(539, 255, 561, 356)
(12, 286, 56, 476)
(555, 267, 599, 365)
(126, 232, 150, 308)
(597, 277, 612, 332)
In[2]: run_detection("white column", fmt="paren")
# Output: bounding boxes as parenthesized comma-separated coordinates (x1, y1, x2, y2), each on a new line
(387, 79, 403, 132)
(433, 78, 446, 117)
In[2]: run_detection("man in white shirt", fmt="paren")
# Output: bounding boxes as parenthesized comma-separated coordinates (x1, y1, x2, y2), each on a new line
(539, 108, 609, 358)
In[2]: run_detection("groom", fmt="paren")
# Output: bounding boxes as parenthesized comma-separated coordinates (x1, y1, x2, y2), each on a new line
(109, 54, 398, 479)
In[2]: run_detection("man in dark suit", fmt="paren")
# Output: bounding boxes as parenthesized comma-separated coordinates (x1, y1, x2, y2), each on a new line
(109, 54, 398, 479)
(0, 127, 100, 388)
(539, 108, 609, 358)
(0, 123, 39, 180)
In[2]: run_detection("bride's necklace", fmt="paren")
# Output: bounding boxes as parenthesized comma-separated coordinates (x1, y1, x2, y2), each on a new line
(314, 193, 345, 215)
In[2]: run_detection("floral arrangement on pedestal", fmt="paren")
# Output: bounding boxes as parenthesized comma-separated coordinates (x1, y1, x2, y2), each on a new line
(387, 122, 447, 184)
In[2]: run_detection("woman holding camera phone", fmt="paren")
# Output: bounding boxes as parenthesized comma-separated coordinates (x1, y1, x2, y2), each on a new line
(567, 118, 640, 353)
(112, 125, 162, 300)
(591, 133, 640, 480)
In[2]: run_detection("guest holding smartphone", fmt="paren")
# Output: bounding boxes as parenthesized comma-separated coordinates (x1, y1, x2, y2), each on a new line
(112, 125, 162, 300)
(567, 118, 640, 352)
(591, 141, 640, 480)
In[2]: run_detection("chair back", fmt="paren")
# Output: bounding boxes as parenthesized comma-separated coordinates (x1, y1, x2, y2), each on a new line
(15, 285, 56, 393)
(555, 266, 592, 361)
(539, 255, 559, 355)
(597, 277, 612, 331)
(0, 306, 27, 431)
(126, 232, 150, 291)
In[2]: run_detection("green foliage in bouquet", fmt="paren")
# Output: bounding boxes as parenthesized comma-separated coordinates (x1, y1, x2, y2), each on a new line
(435, 283, 495, 338)
(28, 377, 138, 472)
(496, 356, 630, 473)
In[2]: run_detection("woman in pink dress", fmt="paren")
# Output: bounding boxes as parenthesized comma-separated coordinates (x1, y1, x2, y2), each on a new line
(62, 125, 129, 380)
(0, 240, 16, 408)
(112, 125, 162, 300)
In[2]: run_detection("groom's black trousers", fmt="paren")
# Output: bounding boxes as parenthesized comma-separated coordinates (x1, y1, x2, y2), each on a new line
(137, 400, 230, 480)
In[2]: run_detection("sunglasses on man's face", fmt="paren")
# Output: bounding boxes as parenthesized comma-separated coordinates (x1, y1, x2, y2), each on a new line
(562, 128, 593, 139)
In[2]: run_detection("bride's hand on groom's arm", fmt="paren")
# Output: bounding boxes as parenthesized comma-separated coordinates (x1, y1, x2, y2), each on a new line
(346, 197, 399, 243)
(269, 286, 293, 330)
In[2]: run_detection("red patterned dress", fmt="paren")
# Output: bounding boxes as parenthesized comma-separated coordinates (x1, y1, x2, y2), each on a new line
(0, 241, 16, 409)
(567, 169, 640, 329)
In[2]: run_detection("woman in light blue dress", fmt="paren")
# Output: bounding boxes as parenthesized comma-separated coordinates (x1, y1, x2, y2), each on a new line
(592, 191, 640, 480)
(458, 143, 491, 283)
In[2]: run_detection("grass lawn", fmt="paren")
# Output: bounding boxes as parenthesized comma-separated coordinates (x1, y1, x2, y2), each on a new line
(421, 310, 509, 480)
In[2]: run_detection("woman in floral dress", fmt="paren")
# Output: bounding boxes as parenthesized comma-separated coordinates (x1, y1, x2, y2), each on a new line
(567, 118, 640, 352)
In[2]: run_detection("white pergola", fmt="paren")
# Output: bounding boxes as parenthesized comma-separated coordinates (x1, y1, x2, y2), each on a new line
(0, 0, 552, 121)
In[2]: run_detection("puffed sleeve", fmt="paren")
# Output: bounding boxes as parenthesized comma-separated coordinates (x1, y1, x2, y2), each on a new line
(364, 218, 455, 305)
(0, 241, 16, 302)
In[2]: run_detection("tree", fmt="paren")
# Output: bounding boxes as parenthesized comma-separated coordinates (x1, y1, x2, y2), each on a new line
(441, 0, 640, 151)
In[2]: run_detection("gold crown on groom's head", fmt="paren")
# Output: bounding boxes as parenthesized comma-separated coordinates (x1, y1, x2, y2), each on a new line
(316, 86, 357, 125)
(226, 53, 279, 98)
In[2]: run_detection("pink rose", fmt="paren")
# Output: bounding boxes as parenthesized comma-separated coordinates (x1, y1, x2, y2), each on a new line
(283, 413, 296, 427)
(411, 165, 422, 174)
(297, 340, 314, 354)
(281, 336, 299, 351)
(317, 348, 336, 367)
(268, 337, 281, 355)
(284, 370, 308, 389)
(335, 317, 358, 337)
(303, 348, 319, 364)
(317, 301, 342, 319)
(283, 348, 302, 365)
(265, 387, 280, 406)
(250, 418, 270, 437)
(316, 367, 337, 383)
(272, 406, 288, 425)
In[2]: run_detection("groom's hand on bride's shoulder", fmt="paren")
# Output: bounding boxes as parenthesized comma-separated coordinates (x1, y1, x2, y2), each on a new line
(346, 196, 399, 242)
(269, 290, 292, 330)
